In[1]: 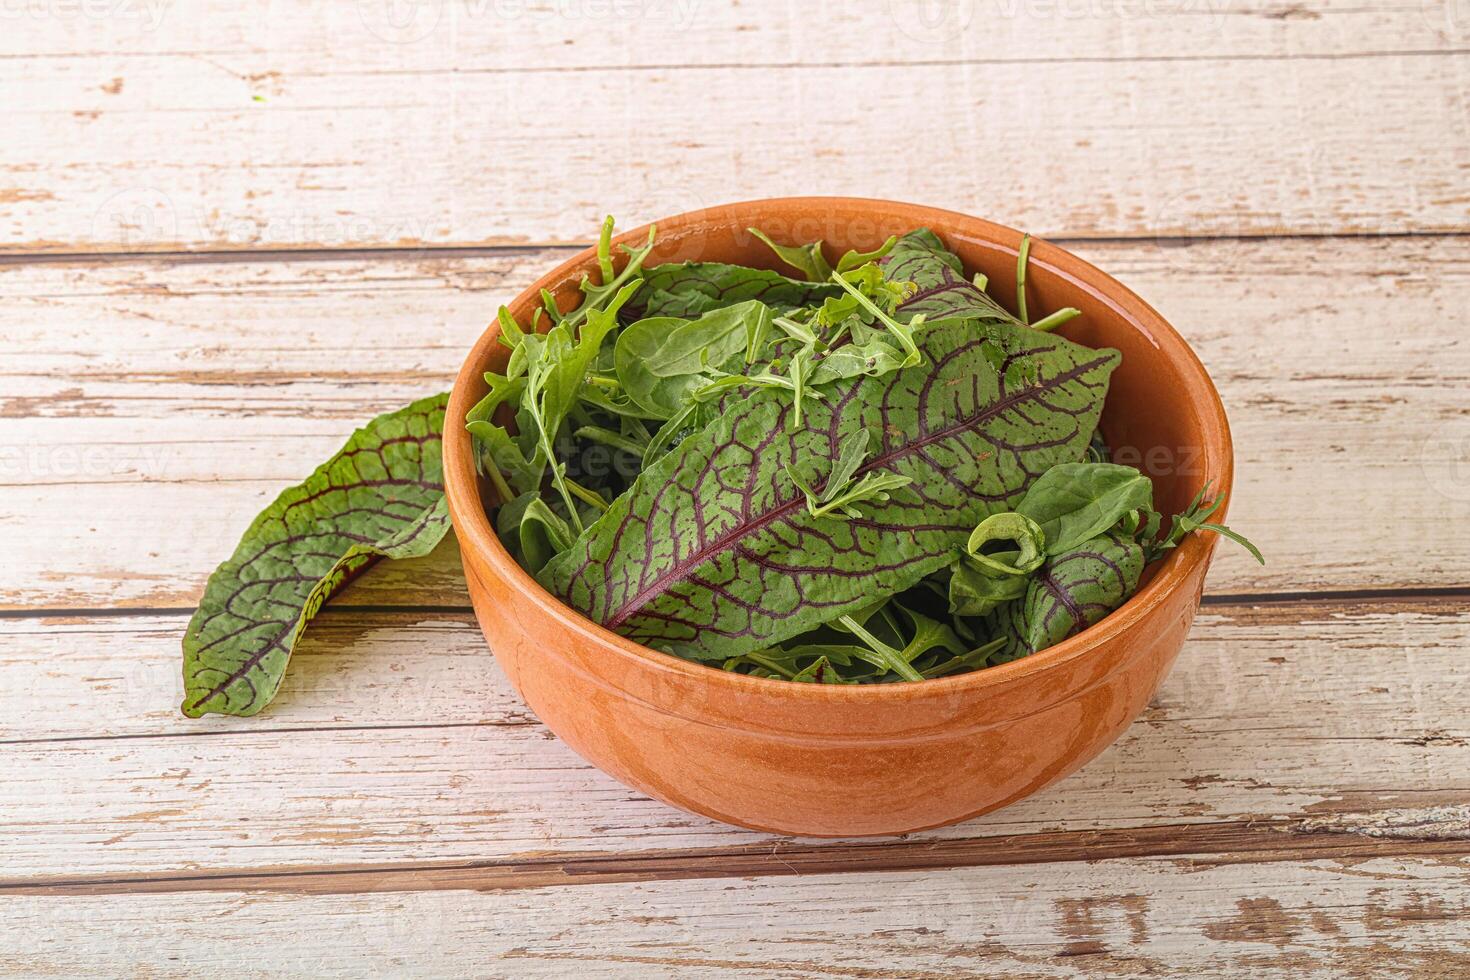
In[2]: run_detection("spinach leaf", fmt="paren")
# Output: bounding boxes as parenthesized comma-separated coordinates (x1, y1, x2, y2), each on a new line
(985, 529, 1145, 665)
(182, 393, 451, 718)
(948, 560, 1029, 617)
(614, 300, 772, 419)
(632, 262, 842, 319)
(538, 320, 1119, 662)
(497, 490, 574, 574)
(1017, 462, 1154, 555)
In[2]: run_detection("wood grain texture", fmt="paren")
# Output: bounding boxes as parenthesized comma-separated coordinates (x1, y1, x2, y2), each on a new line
(3, 1, 1467, 970)
(2, 601, 1466, 879)
(2, 236, 1467, 611)
(4, 856, 1467, 976)
(5, 0, 1463, 63)
(4, 18, 1467, 250)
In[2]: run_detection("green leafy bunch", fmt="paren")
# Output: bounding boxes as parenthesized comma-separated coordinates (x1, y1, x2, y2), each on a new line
(181, 218, 1261, 717)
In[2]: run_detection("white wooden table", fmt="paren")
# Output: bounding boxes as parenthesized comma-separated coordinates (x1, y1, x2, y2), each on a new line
(3, 3, 1468, 975)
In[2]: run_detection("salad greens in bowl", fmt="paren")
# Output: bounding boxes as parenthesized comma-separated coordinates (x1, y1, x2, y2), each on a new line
(461, 216, 1257, 685)
(183, 198, 1252, 836)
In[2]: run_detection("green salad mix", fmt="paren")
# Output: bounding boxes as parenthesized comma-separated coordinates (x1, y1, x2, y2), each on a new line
(181, 218, 1257, 717)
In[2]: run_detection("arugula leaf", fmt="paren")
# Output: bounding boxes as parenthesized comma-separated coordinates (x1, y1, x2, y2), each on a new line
(748, 228, 903, 282)
(835, 235, 899, 273)
(516, 284, 637, 532)
(829, 266, 923, 369)
(561, 216, 658, 330)
(182, 393, 451, 718)
(834, 612, 927, 681)
(784, 429, 914, 519)
(749, 227, 834, 282)
(539, 320, 1119, 662)
(1146, 483, 1265, 565)
(985, 530, 1145, 665)
(1016, 462, 1154, 555)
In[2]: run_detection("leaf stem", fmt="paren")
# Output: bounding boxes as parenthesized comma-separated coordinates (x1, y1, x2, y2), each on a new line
(838, 615, 925, 682)
(744, 650, 800, 679)
(1028, 307, 1081, 334)
(829, 272, 922, 366)
(574, 424, 647, 458)
(482, 454, 514, 505)
(564, 477, 610, 513)
(1016, 234, 1032, 324)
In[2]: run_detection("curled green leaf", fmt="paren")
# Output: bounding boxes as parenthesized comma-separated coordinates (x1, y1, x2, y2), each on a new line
(966, 512, 1047, 576)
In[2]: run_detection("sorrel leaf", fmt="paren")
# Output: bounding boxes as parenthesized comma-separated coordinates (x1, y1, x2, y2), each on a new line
(539, 321, 1119, 662)
(985, 530, 1144, 665)
(631, 262, 842, 319)
(883, 229, 1020, 324)
(181, 393, 451, 717)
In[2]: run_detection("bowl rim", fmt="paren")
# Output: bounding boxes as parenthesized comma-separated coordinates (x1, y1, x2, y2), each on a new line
(444, 196, 1233, 704)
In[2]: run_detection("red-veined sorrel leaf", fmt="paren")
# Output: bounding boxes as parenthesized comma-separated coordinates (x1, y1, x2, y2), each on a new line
(538, 321, 1119, 661)
(884, 229, 1020, 324)
(985, 529, 1144, 665)
(181, 393, 451, 718)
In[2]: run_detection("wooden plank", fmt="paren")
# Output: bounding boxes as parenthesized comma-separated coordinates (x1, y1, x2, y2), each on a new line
(4, 47, 1467, 250)
(2, 235, 1467, 608)
(3, 856, 1466, 976)
(8, 818, 1470, 896)
(2, 601, 1466, 878)
(5, 0, 1459, 64)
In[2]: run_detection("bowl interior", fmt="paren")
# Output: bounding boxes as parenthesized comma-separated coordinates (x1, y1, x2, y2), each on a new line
(444, 197, 1231, 691)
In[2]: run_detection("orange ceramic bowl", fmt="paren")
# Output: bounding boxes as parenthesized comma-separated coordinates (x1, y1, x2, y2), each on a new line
(444, 198, 1231, 837)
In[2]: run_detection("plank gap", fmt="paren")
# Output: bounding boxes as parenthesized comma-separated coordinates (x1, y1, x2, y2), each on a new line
(1, 228, 1467, 266)
(5, 819, 1468, 898)
(3, 587, 1465, 623)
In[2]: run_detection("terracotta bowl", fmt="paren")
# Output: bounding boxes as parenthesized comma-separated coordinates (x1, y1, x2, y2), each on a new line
(444, 198, 1231, 837)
